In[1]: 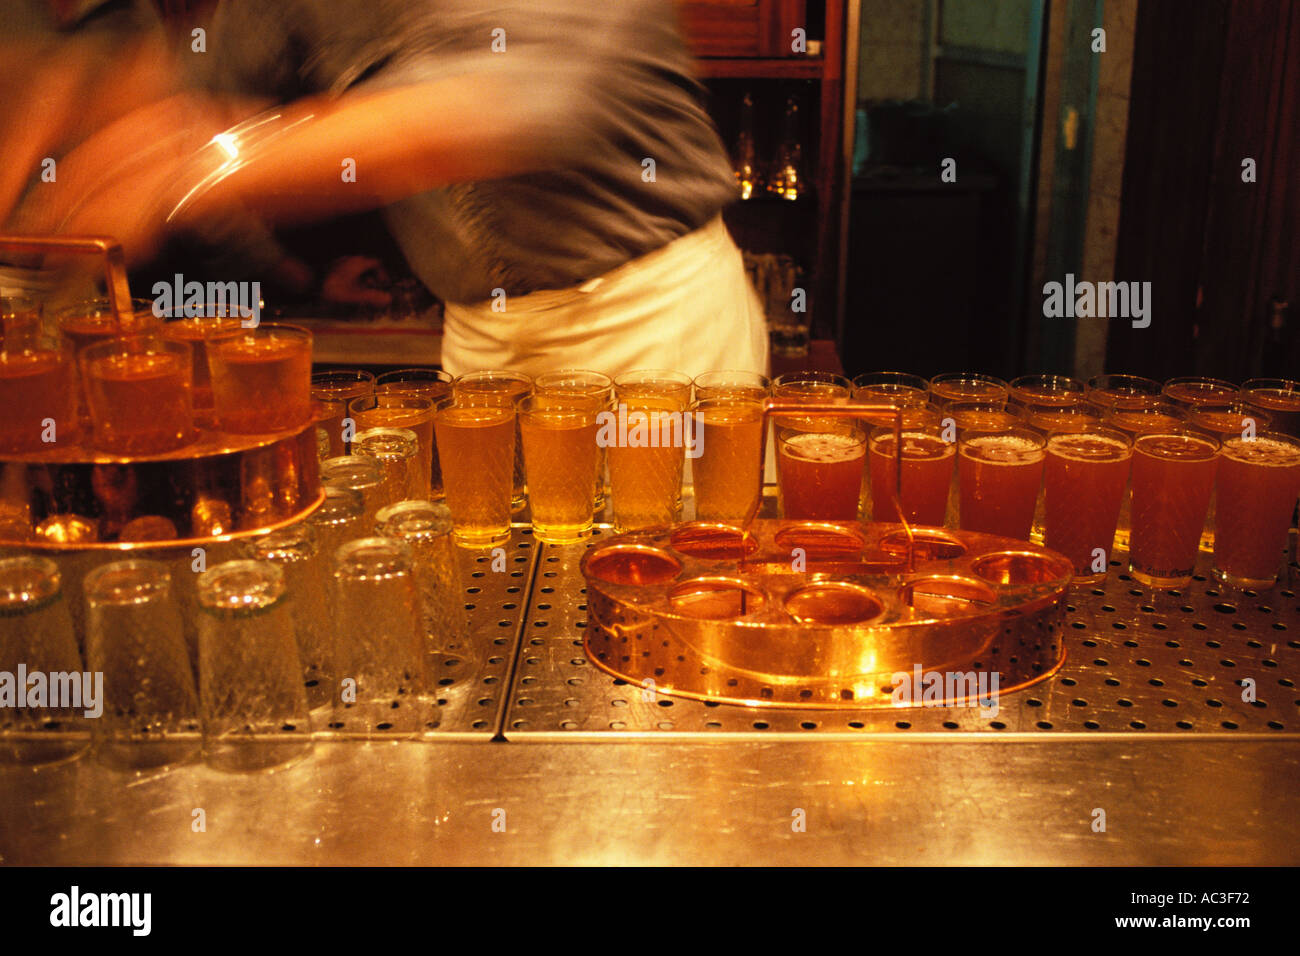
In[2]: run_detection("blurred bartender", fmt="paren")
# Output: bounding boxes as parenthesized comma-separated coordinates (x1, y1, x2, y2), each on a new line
(2, 0, 768, 378)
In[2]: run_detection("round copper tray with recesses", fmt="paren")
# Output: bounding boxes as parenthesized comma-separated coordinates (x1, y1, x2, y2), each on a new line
(582, 520, 1073, 709)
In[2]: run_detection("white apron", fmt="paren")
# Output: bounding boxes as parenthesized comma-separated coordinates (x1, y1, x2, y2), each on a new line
(439, 215, 768, 379)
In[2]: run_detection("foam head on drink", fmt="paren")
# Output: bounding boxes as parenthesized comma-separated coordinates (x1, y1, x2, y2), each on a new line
(958, 433, 1045, 539)
(778, 428, 865, 520)
(868, 430, 954, 526)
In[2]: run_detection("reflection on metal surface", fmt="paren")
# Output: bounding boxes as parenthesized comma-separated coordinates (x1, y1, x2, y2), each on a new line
(581, 520, 1071, 708)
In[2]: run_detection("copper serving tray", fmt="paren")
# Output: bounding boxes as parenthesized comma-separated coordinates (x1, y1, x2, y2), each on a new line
(0, 235, 324, 550)
(582, 520, 1073, 708)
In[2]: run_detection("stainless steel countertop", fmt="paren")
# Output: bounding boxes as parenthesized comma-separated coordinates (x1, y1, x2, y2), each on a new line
(2, 526, 1298, 866)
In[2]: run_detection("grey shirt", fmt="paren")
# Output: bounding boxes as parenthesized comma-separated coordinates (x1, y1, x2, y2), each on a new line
(195, 0, 738, 304)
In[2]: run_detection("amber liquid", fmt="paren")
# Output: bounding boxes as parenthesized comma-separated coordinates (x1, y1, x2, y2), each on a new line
(210, 335, 312, 433)
(0, 351, 75, 452)
(519, 415, 599, 542)
(86, 351, 192, 453)
(694, 403, 765, 522)
(434, 406, 516, 546)
(1214, 437, 1300, 586)
(868, 432, 954, 526)
(455, 380, 531, 508)
(776, 430, 865, 520)
(607, 399, 686, 531)
(163, 318, 241, 424)
(1129, 434, 1219, 587)
(1044, 434, 1132, 577)
(958, 434, 1045, 539)
(1244, 388, 1300, 439)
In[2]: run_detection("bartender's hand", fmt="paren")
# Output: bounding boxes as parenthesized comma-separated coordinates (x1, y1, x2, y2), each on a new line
(6, 92, 264, 265)
(321, 256, 392, 309)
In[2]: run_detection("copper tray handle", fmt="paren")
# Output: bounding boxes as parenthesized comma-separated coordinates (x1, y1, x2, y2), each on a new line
(0, 234, 139, 331)
(756, 399, 914, 571)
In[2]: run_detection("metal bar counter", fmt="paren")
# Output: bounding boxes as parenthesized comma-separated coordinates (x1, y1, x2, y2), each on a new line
(3, 528, 1298, 866)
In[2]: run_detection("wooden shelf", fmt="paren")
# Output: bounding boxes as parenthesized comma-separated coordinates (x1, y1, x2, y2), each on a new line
(697, 57, 825, 79)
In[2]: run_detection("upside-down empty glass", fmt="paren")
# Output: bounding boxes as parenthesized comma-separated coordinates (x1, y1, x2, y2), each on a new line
(197, 560, 312, 771)
(332, 538, 430, 734)
(242, 524, 332, 712)
(375, 500, 470, 656)
(308, 485, 365, 566)
(321, 455, 388, 531)
(0, 557, 89, 766)
(84, 559, 199, 769)
(348, 394, 434, 499)
(352, 426, 421, 506)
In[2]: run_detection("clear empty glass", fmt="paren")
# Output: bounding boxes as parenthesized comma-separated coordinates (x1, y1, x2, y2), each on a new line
(376, 500, 471, 658)
(352, 426, 421, 506)
(0, 557, 89, 766)
(331, 538, 431, 734)
(242, 524, 332, 712)
(308, 485, 365, 566)
(321, 455, 388, 530)
(197, 560, 312, 771)
(348, 393, 435, 499)
(84, 560, 199, 770)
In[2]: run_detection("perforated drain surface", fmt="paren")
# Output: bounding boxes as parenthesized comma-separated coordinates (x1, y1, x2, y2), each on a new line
(501, 530, 1300, 737)
(418, 527, 537, 736)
